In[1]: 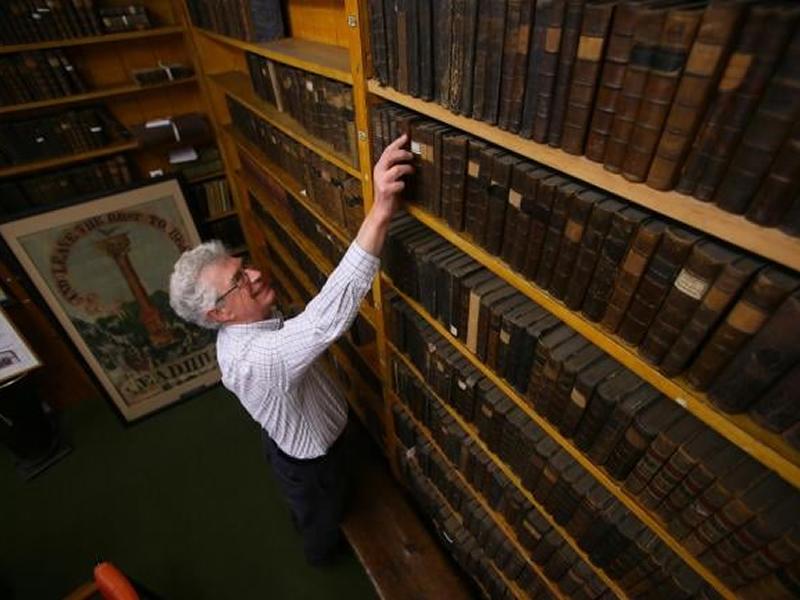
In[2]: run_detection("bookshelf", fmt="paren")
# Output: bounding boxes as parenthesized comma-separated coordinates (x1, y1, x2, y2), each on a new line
(0, 26, 186, 54)
(183, 1, 800, 598)
(0, 140, 139, 179)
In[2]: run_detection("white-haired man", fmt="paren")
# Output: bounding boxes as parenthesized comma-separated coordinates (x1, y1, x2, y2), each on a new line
(169, 135, 412, 565)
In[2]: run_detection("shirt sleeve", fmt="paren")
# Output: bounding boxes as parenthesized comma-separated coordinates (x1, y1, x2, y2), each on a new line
(272, 240, 379, 385)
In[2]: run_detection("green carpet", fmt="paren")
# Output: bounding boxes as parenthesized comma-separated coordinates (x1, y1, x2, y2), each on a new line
(0, 386, 378, 600)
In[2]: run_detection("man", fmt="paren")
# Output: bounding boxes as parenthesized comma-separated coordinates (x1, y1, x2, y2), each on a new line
(168, 135, 412, 566)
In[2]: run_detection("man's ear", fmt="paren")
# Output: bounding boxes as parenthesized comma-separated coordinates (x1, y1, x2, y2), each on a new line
(206, 306, 230, 325)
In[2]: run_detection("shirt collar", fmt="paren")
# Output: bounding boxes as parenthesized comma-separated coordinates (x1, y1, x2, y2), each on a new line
(222, 309, 284, 332)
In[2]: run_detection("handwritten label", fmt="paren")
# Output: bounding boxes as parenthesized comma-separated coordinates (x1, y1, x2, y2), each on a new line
(674, 269, 710, 300)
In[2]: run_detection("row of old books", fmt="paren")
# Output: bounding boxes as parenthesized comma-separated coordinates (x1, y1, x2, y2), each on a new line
(0, 154, 134, 219)
(245, 52, 359, 168)
(187, 177, 232, 221)
(0, 106, 129, 166)
(230, 96, 364, 239)
(388, 296, 799, 597)
(375, 103, 800, 407)
(368, 1, 800, 232)
(0, 50, 86, 105)
(394, 421, 558, 600)
(185, 0, 284, 43)
(383, 214, 800, 447)
(0, 2, 152, 44)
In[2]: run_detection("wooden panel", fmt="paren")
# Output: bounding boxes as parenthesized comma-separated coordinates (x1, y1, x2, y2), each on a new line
(286, 0, 349, 48)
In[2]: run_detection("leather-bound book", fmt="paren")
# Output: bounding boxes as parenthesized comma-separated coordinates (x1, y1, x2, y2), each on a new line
(446, 0, 466, 110)
(495, 300, 536, 378)
(713, 26, 800, 214)
(443, 134, 469, 231)
(686, 267, 799, 391)
(417, 0, 434, 100)
(579, 500, 625, 554)
(659, 441, 745, 528)
(646, 1, 747, 190)
(498, 0, 525, 129)
(560, 355, 622, 439)
(563, 197, 625, 309)
(480, 0, 510, 124)
(446, 259, 484, 339)
(723, 522, 800, 588)
(437, 254, 477, 325)
(508, 309, 560, 393)
(544, 545, 579, 581)
(573, 369, 644, 452)
(469, 0, 492, 118)
(369, 0, 389, 84)
(487, 292, 529, 372)
(623, 412, 703, 495)
(395, 0, 411, 94)
(463, 139, 489, 239)
(566, 483, 614, 542)
(639, 427, 728, 514)
(708, 291, 800, 413)
(539, 335, 592, 422)
(465, 277, 508, 354)
(604, 528, 658, 581)
(470, 146, 505, 246)
(534, 449, 575, 506)
(639, 241, 734, 366)
(659, 253, 762, 377)
(452, 357, 483, 421)
(591, 513, 644, 568)
(600, 218, 667, 333)
(603, 395, 682, 482)
(550, 344, 605, 432)
(621, 2, 704, 182)
(432, 0, 452, 103)
(602, 2, 669, 173)
(522, 173, 565, 280)
(587, 383, 661, 467)
(458, 269, 495, 342)
(750, 363, 800, 435)
(410, 121, 435, 213)
(535, 181, 585, 289)
(523, 435, 559, 492)
(552, 470, 595, 526)
(561, 0, 615, 155)
(683, 473, 792, 556)
(531, 0, 568, 142)
(421, 245, 460, 316)
(477, 284, 520, 360)
(549, 190, 605, 300)
(505, 0, 536, 133)
(531, 332, 588, 416)
(546, 0, 587, 147)
(779, 191, 800, 238)
(523, 321, 575, 400)
(678, 5, 797, 200)
(585, 0, 650, 162)
(518, 507, 551, 555)
(581, 205, 649, 321)
(459, 0, 481, 115)
(617, 225, 702, 346)
(500, 162, 536, 264)
(616, 533, 668, 589)
(485, 153, 523, 255)
(519, 0, 553, 138)
(746, 118, 800, 227)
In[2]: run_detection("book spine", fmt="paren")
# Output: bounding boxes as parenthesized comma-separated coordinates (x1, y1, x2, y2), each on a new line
(546, 0, 585, 147)
(531, 0, 566, 142)
(518, 0, 551, 138)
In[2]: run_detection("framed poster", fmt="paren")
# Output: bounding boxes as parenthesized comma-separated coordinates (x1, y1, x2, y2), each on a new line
(0, 179, 219, 421)
(0, 307, 41, 384)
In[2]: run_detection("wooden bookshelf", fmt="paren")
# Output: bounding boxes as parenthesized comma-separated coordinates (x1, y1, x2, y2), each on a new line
(183, 169, 226, 185)
(0, 26, 186, 54)
(385, 279, 739, 600)
(368, 80, 800, 273)
(204, 210, 237, 224)
(208, 70, 361, 178)
(0, 76, 197, 116)
(401, 202, 800, 488)
(194, 29, 352, 84)
(0, 140, 139, 179)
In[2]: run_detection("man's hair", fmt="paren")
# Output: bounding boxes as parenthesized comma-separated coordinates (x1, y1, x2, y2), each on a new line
(169, 240, 228, 329)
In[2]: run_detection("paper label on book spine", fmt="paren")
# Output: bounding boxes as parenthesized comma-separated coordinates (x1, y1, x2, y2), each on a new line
(727, 301, 767, 334)
(577, 36, 604, 61)
(719, 53, 752, 92)
(305, 80, 314, 92)
(411, 140, 422, 155)
(468, 161, 480, 177)
(449, 325, 458, 336)
(500, 330, 510, 344)
(457, 379, 467, 390)
(467, 292, 481, 352)
(702, 286, 733, 312)
(686, 42, 723, 76)
(420, 143, 432, 162)
(570, 388, 587, 408)
(674, 269, 710, 300)
(545, 27, 562, 53)
(508, 189, 522, 209)
(564, 220, 584, 243)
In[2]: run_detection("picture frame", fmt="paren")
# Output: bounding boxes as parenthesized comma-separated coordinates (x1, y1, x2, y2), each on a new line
(0, 306, 41, 385)
(0, 178, 220, 421)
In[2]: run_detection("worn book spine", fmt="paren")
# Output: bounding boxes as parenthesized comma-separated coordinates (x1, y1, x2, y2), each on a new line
(713, 27, 800, 214)
(497, 0, 524, 130)
(646, 1, 746, 191)
(447, 0, 466, 110)
(622, 4, 704, 183)
(483, 0, 509, 125)
(600, 218, 666, 334)
(603, 4, 667, 173)
(432, 0, 451, 102)
(749, 363, 800, 434)
(369, 0, 389, 84)
(685, 267, 799, 391)
(417, 0, 433, 100)
(581, 206, 649, 322)
(617, 226, 702, 347)
(585, 1, 647, 162)
(463, 139, 488, 240)
(561, 1, 615, 155)
(395, 0, 410, 93)
(459, 0, 480, 115)
(546, 0, 585, 147)
(678, 6, 796, 200)
(535, 181, 581, 289)
(551, 345, 604, 434)
(507, 0, 535, 133)
(500, 163, 531, 264)
(470, 0, 491, 118)
(639, 241, 732, 366)
(522, 175, 563, 280)
(573, 369, 641, 453)
(779, 190, 800, 239)
(444, 135, 469, 231)
(531, 0, 567, 142)
(519, 0, 552, 138)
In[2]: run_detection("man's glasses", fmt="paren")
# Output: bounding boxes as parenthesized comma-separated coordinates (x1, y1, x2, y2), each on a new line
(215, 263, 251, 307)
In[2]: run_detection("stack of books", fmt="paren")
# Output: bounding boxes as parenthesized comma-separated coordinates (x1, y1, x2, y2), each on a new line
(185, 0, 284, 43)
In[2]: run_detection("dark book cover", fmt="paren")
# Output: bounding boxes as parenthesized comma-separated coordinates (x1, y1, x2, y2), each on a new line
(458, 0, 481, 115)
(535, 181, 585, 289)
(522, 174, 567, 279)
(446, 0, 466, 110)
(417, 0, 433, 100)
(465, 277, 509, 354)
(560, 354, 621, 439)
(481, 0, 509, 125)
(530, 330, 587, 416)
(519, 0, 553, 137)
(549, 344, 604, 433)
(432, 0, 452, 103)
(458, 268, 496, 343)
(494, 297, 541, 376)
(463, 139, 489, 240)
(749, 363, 800, 435)
(746, 118, 800, 227)
(369, 0, 390, 84)
(531, 0, 568, 142)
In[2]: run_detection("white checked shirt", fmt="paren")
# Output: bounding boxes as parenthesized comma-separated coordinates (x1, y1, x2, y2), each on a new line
(216, 241, 380, 459)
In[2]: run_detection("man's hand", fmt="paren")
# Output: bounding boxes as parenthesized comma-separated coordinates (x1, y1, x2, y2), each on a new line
(356, 134, 414, 256)
(372, 134, 414, 223)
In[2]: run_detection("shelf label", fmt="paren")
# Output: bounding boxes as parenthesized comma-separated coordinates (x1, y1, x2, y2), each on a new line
(449, 325, 458, 336)
(675, 397, 688, 408)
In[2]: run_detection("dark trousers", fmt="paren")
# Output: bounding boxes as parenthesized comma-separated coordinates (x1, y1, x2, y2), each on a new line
(261, 429, 350, 565)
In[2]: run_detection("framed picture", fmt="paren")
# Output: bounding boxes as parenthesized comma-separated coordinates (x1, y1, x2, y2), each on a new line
(0, 307, 41, 384)
(0, 179, 219, 421)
